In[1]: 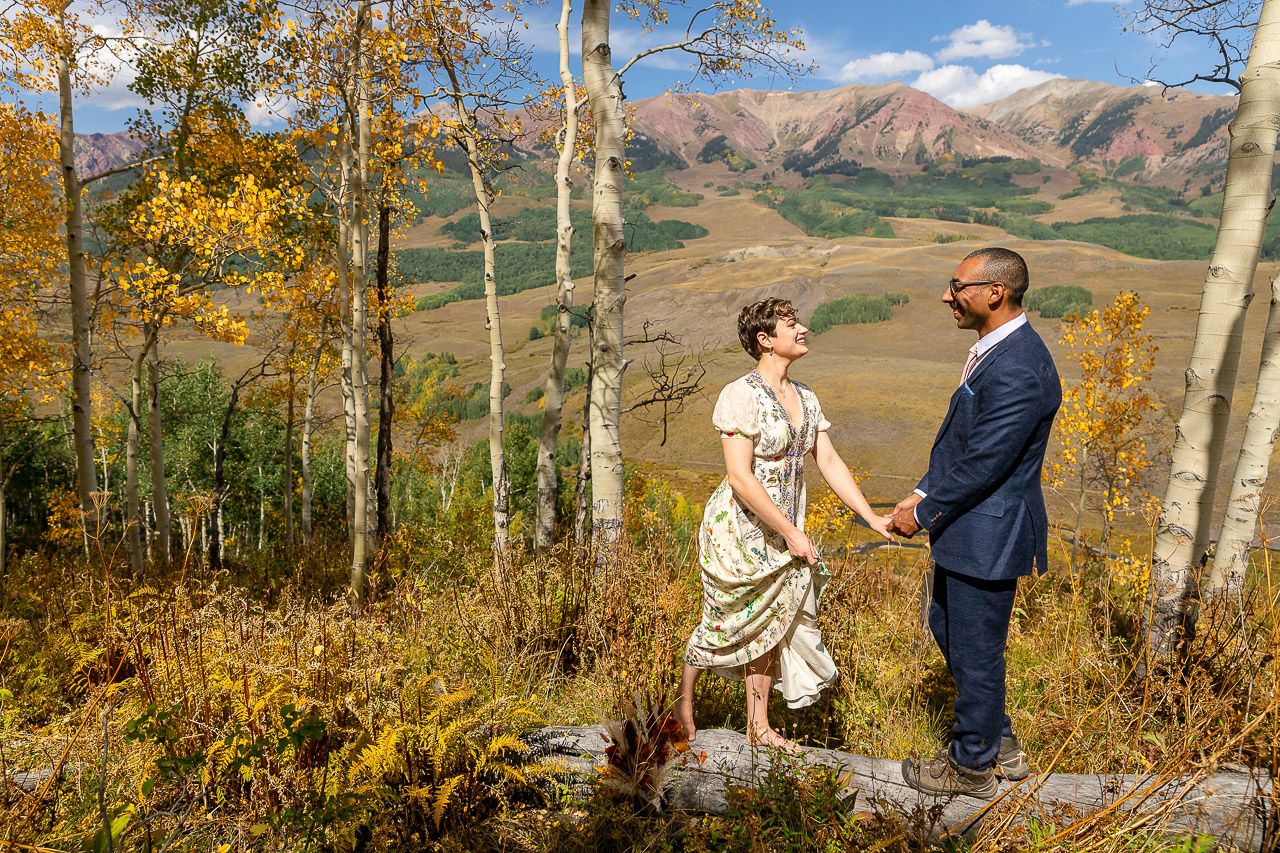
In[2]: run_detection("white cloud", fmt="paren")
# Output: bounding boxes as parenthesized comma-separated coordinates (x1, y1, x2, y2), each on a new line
(934, 20, 1036, 62)
(245, 94, 293, 129)
(836, 50, 934, 83)
(80, 16, 144, 111)
(913, 63, 1066, 109)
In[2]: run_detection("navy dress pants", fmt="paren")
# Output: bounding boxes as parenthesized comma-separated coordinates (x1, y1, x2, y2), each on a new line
(928, 565, 1018, 770)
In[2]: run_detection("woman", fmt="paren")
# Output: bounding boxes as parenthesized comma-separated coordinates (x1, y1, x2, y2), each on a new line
(675, 298, 893, 751)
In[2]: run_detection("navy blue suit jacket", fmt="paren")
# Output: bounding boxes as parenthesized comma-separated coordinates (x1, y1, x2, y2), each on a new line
(916, 321, 1061, 580)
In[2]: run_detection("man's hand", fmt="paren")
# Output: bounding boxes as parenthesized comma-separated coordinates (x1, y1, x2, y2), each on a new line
(889, 493, 923, 538)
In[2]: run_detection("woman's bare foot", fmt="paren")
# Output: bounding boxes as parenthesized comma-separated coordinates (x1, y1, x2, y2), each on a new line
(747, 725, 801, 754)
(675, 698, 697, 742)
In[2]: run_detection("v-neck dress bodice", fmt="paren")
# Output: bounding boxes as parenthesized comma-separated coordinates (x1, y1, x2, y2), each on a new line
(682, 372, 837, 709)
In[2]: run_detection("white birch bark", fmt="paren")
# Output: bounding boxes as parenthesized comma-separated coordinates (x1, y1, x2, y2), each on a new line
(146, 331, 170, 562)
(349, 0, 373, 610)
(126, 355, 143, 578)
(56, 2, 98, 518)
(1211, 275, 1280, 597)
(439, 47, 511, 554)
(284, 371, 295, 550)
(534, 0, 581, 552)
(582, 0, 627, 549)
(337, 113, 357, 543)
(1146, 0, 1280, 662)
(302, 335, 324, 542)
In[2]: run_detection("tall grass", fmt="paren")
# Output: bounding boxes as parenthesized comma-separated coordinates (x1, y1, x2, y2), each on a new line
(0, 483, 1277, 851)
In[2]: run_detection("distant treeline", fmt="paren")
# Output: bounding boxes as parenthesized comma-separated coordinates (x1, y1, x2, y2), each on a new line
(1024, 285, 1093, 319)
(408, 212, 707, 311)
(808, 293, 908, 334)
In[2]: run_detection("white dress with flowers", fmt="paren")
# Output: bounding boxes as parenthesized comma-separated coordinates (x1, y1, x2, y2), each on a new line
(683, 371, 837, 709)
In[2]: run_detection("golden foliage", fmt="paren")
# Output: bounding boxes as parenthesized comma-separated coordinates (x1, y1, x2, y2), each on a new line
(0, 103, 63, 405)
(1046, 291, 1163, 543)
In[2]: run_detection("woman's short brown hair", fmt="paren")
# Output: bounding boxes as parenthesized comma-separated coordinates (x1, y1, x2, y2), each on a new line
(738, 298, 798, 359)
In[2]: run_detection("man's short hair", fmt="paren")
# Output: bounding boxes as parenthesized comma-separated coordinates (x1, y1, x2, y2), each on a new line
(964, 247, 1029, 306)
(738, 298, 798, 359)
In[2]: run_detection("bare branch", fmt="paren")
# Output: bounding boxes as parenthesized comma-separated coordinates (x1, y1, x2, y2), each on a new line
(82, 155, 165, 186)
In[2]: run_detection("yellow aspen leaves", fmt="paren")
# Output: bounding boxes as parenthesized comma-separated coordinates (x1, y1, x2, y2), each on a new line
(1047, 291, 1162, 531)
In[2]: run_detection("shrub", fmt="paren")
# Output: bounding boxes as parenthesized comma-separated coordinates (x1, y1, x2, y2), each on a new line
(1025, 284, 1094, 319)
(808, 294, 895, 334)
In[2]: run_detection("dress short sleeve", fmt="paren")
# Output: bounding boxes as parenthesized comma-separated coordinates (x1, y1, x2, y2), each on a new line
(811, 389, 832, 432)
(711, 380, 760, 440)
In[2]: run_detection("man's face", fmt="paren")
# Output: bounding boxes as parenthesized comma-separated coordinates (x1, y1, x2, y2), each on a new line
(942, 257, 993, 333)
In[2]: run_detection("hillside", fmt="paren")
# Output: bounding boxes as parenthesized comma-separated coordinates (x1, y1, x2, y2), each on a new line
(967, 78, 1238, 191)
(626, 83, 1045, 178)
(68, 74, 1273, 535)
(73, 78, 1243, 192)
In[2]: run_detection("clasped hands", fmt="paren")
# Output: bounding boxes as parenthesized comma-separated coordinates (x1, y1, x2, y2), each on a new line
(888, 493, 922, 538)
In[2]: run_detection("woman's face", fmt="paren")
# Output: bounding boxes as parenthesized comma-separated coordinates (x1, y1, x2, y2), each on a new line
(760, 315, 809, 361)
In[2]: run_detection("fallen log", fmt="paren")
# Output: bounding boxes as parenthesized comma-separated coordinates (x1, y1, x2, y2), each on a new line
(527, 726, 1276, 851)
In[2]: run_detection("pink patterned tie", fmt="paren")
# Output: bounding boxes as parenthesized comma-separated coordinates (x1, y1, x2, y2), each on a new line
(960, 343, 980, 387)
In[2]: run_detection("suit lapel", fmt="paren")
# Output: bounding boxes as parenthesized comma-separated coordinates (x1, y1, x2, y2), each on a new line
(965, 322, 1030, 388)
(932, 388, 963, 445)
(932, 322, 1031, 447)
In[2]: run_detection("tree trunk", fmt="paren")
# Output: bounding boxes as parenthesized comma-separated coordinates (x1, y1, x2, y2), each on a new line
(349, 0, 374, 612)
(582, 0, 627, 550)
(530, 726, 1275, 851)
(337, 119, 357, 542)
(126, 353, 144, 578)
(375, 197, 395, 541)
(258, 464, 266, 551)
(146, 330, 171, 563)
(284, 371, 295, 555)
(57, 3, 98, 518)
(0, 477, 7, 585)
(1146, 0, 1280, 667)
(1211, 275, 1280, 598)
(535, 0, 580, 553)
(302, 335, 324, 543)
(209, 389, 239, 574)
(574, 319, 594, 546)
(1072, 444, 1088, 570)
(438, 49, 510, 555)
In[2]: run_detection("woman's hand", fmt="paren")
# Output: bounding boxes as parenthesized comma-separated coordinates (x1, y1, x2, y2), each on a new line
(868, 514, 896, 542)
(782, 527, 819, 566)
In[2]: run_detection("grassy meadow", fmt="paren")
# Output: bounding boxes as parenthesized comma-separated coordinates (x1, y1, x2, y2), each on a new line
(2, 488, 1274, 851)
(8, 152, 1280, 851)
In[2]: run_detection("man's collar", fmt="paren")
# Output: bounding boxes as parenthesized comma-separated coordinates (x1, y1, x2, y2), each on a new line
(975, 312, 1028, 354)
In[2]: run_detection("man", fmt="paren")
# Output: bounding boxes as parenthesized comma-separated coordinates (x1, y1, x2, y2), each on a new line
(889, 247, 1060, 798)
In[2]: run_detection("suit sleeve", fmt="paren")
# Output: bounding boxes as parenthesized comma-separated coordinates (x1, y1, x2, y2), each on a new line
(916, 364, 1045, 532)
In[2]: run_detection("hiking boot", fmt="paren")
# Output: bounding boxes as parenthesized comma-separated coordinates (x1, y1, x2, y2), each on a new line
(901, 749, 998, 799)
(995, 736, 1031, 781)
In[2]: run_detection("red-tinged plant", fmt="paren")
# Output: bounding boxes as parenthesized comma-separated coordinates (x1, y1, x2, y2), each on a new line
(600, 690, 693, 812)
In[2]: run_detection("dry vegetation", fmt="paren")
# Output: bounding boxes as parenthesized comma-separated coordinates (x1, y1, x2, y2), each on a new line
(1, 471, 1276, 851)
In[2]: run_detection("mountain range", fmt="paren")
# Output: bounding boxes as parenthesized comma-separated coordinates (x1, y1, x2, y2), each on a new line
(74, 78, 1241, 192)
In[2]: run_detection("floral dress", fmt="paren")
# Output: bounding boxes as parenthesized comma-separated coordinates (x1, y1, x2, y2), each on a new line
(683, 371, 837, 709)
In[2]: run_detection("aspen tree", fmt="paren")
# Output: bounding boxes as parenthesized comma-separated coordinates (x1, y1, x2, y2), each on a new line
(1211, 275, 1280, 598)
(1046, 293, 1160, 567)
(579, 0, 809, 549)
(0, 2, 109, 517)
(534, 0, 590, 552)
(1143, 0, 1280, 665)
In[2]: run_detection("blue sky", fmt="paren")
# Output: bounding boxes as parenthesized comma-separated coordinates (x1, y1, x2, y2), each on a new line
(58, 0, 1240, 135)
